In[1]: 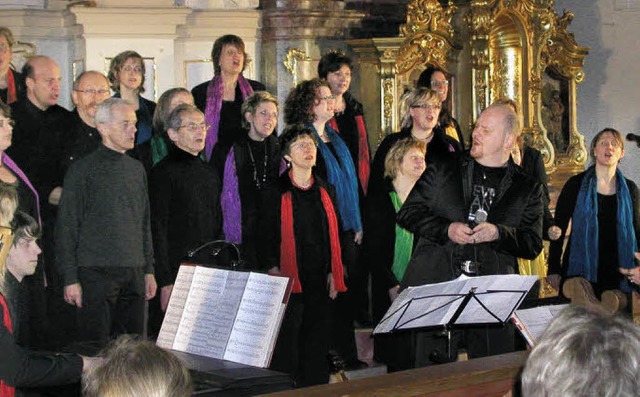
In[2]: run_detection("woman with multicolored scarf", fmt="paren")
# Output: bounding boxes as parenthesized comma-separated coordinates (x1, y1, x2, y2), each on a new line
(191, 34, 265, 160)
(0, 27, 24, 105)
(548, 128, 640, 299)
(259, 124, 346, 387)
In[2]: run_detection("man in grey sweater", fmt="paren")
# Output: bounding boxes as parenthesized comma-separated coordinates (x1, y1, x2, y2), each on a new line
(55, 98, 156, 344)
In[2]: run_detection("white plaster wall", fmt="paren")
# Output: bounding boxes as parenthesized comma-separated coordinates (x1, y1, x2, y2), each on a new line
(555, 0, 640, 183)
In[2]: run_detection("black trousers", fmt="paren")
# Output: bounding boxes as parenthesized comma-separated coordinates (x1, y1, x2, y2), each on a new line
(76, 266, 145, 344)
(270, 290, 331, 388)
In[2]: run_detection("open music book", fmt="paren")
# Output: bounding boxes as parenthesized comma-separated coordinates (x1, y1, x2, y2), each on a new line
(156, 265, 292, 368)
(511, 304, 569, 347)
(374, 274, 538, 334)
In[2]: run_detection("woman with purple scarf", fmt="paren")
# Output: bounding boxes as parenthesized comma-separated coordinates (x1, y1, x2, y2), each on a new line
(191, 34, 265, 160)
(211, 91, 281, 269)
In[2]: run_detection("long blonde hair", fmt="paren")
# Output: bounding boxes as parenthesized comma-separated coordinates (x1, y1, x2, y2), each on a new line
(0, 184, 19, 296)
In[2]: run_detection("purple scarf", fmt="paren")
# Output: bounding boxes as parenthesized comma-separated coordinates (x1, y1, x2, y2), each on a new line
(204, 75, 254, 161)
(1, 153, 41, 225)
(221, 147, 242, 243)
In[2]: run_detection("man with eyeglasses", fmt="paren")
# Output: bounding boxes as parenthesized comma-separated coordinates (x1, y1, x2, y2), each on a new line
(56, 98, 156, 345)
(42, 71, 112, 349)
(4, 55, 68, 350)
(396, 102, 543, 365)
(147, 104, 222, 337)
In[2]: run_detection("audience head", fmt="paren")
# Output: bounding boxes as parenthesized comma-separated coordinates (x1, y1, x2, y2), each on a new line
(5, 211, 41, 283)
(284, 78, 332, 125)
(0, 101, 14, 153)
(23, 55, 61, 110)
(417, 66, 449, 103)
(384, 138, 427, 181)
(242, 91, 278, 141)
(153, 88, 194, 133)
(95, 98, 137, 154)
(470, 102, 519, 167)
(211, 34, 248, 77)
(318, 52, 353, 97)
(108, 50, 145, 94)
(0, 27, 16, 75)
(521, 305, 640, 397)
(72, 71, 111, 127)
(401, 87, 441, 130)
(166, 104, 206, 156)
(83, 335, 192, 397)
(280, 123, 318, 171)
(589, 127, 624, 166)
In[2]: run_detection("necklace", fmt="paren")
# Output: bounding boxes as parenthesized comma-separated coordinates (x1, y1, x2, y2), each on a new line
(247, 140, 268, 190)
(290, 170, 314, 190)
(411, 131, 433, 142)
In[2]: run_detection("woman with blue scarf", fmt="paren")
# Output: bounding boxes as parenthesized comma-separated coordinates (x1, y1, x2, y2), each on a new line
(284, 79, 365, 370)
(548, 128, 640, 299)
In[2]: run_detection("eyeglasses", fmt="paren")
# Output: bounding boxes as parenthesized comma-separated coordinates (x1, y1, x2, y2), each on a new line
(430, 80, 449, 88)
(74, 89, 110, 96)
(121, 65, 143, 74)
(0, 118, 15, 128)
(0, 44, 9, 54)
(290, 141, 317, 151)
(179, 123, 208, 132)
(317, 95, 335, 102)
(411, 103, 442, 111)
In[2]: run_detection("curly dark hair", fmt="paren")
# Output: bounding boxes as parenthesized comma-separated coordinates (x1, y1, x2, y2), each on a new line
(283, 78, 329, 125)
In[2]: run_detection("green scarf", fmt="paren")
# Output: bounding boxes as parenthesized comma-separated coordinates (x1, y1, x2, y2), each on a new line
(390, 191, 414, 281)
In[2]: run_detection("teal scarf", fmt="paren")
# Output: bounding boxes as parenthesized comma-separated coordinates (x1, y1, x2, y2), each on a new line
(390, 191, 413, 281)
(568, 166, 637, 291)
(310, 123, 362, 232)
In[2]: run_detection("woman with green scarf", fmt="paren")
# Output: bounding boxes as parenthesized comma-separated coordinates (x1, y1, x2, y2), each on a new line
(364, 137, 426, 372)
(548, 128, 640, 299)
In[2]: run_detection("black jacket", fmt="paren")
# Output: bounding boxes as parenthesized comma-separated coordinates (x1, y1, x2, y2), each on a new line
(149, 147, 223, 287)
(397, 153, 543, 287)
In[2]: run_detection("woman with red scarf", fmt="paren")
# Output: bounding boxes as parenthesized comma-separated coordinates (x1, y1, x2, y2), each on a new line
(0, 28, 24, 105)
(259, 124, 346, 388)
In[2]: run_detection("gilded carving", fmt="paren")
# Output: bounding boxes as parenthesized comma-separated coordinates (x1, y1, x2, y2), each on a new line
(381, 78, 395, 142)
(283, 48, 311, 87)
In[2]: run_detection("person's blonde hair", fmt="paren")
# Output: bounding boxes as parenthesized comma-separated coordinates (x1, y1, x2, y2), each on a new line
(400, 88, 440, 129)
(82, 336, 192, 397)
(384, 138, 427, 180)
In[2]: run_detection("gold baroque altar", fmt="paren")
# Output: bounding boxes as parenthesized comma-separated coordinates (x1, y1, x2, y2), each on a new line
(347, 0, 589, 182)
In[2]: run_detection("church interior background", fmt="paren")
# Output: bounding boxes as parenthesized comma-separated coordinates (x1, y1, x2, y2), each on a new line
(0, 0, 638, 186)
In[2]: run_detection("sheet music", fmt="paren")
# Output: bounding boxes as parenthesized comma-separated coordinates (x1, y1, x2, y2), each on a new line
(172, 267, 249, 358)
(513, 304, 569, 346)
(224, 273, 290, 367)
(156, 265, 196, 349)
(374, 274, 538, 334)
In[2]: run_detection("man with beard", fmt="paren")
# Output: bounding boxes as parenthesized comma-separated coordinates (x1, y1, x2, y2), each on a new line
(46, 71, 112, 348)
(397, 103, 543, 364)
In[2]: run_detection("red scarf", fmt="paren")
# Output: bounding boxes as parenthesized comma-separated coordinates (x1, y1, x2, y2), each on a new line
(5, 69, 17, 105)
(0, 295, 14, 397)
(279, 177, 347, 294)
(329, 115, 370, 194)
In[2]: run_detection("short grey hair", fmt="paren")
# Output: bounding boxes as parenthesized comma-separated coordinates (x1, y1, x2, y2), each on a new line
(521, 305, 640, 397)
(166, 104, 203, 132)
(94, 97, 131, 125)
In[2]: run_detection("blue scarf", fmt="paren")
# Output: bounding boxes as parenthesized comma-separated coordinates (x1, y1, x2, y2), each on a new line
(568, 166, 638, 291)
(309, 123, 362, 232)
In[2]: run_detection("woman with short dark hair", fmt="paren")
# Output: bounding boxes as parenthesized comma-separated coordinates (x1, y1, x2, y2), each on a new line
(191, 35, 265, 158)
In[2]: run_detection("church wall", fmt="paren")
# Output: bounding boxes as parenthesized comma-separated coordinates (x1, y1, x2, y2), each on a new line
(556, 0, 640, 182)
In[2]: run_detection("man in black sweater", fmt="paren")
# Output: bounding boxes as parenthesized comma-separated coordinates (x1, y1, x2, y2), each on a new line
(56, 98, 156, 344)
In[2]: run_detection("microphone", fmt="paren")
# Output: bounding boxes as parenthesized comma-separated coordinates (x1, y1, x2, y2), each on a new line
(626, 133, 640, 147)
